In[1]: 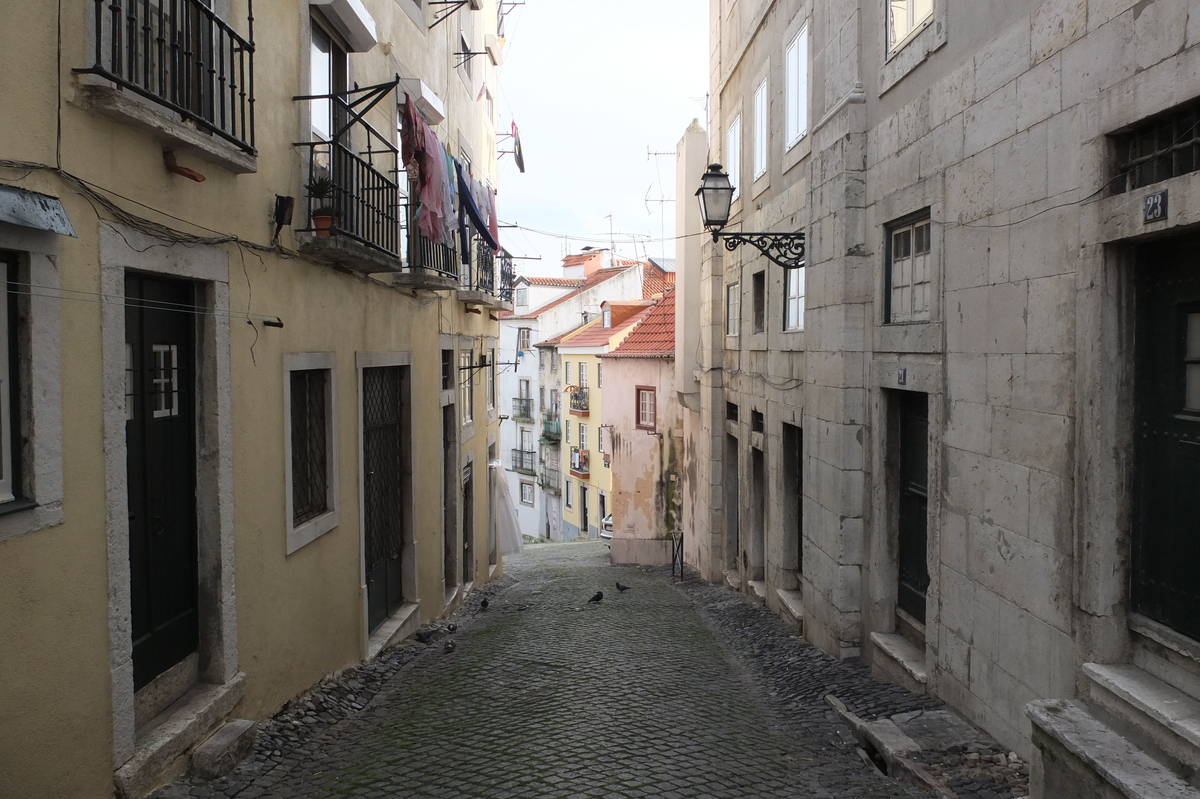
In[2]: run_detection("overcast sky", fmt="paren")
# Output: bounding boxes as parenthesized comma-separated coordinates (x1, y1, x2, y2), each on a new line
(493, 2, 709, 276)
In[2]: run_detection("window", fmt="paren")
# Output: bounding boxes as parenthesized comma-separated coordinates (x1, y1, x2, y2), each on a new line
(285, 352, 339, 553)
(460, 350, 474, 423)
(539, 349, 546, 372)
(566, 479, 573, 508)
(785, 25, 809, 148)
(516, 327, 531, 351)
(598, 426, 607, 454)
(887, 215, 932, 323)
(726, 282, 741, 336)
(727, 115, 742, 199)
(0, 255, 19, 504)
(752, 271, 766, 333)
(579, 363, 588, 387)
(565, 417, 570, 443)
(597, 362, 603, 388)
(579, 423, 588, 452)
(637, 387, 656, 430)
(565, 361, 572, 384)
(1113, 97, 1200, 194)
(784, 267, 805, 331)
(519, 378, 530, 399)
(310, 17, 348, 143)
(514, 287, 527, 306)
(602, 308, 612, 328)
(520, 481, 534, 505)
(441, 349, 453, 391)
(888, 0, 933, 53)
(754, 80, 768, 179)
(487, 348, 495, 410)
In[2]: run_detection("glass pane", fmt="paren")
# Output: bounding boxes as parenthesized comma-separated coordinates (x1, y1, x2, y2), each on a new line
(913, 0, 933, 26)
(890, 0, 911, 45)
(893, 228, 911, 259)
(1188, 313, 1200, 359)
(1188, 364, 1200, 411)
(310, 27, 332, 141)
(915, 221, 931, 254)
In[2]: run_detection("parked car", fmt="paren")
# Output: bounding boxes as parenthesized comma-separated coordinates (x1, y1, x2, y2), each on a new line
(600, 513, 613, 542)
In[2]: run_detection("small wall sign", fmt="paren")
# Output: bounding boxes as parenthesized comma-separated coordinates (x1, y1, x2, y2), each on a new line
(1144, 189, 1168, 223)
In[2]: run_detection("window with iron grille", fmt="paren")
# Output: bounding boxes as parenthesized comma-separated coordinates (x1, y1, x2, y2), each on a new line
(1112, 98, 1200, 194)
(886, 214, 932, 324)
(441, 349, 453, 391)
(284, 352, 338, 553)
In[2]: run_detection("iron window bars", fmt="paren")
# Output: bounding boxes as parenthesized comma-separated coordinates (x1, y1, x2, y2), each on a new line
(79, 0, 256, 154)
(510, 448, 535, 474)
(1114, 98, 1200, 194)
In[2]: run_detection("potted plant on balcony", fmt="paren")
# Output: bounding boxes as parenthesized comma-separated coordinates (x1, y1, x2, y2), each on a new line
(305, 177, 339, 237)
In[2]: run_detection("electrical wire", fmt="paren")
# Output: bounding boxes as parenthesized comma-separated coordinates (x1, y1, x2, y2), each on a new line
(9, 280, 283, 325)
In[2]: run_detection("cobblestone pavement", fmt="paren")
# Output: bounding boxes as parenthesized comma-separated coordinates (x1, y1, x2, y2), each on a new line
(155, 541, 1026, 799)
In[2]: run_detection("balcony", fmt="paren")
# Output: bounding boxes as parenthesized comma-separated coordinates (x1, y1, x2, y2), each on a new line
(512, 397, 534, 422)
(511, 449, 536, 475)
(458, 237, 511, 310)
(395, 203, 460, 291)
(569, 386, 590, 416)
(295, 80, 402, 274)
(570, 448, 590, 478)
(76, 0, 257, 172)
(539, 465, 561, 495)
(540, 415, 561, 442)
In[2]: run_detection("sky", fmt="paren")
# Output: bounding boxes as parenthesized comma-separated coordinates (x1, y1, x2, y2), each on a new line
(492, 2, 710, 277)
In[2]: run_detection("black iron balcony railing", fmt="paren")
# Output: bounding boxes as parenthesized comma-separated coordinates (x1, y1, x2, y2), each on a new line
(540, 415, 561, 441)
(295, 81, 399, 257)
(511, 448, 535, 475)
(539, 465, 561, 494)
(461, 234, 496, 293)
(570, 447, 590, 476)
(569, 386, 590, 414)
(498, 248, 515, 303)
(512, 397, 534, 421)
(405, 202, 459, 279)
(79, 0, 256, 153)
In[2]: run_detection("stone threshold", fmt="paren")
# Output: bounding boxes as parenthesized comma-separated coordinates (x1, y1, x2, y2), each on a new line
(747, 579, 767, 603)
(115, 673, 245, 799)
(1028, 698, 1200, 799)
(366, 602, 420, 661)
(776, 588, 804, 629)
(870, 632, 928, 695)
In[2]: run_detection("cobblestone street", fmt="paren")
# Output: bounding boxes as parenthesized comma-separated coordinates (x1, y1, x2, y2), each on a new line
(155, 542, 1026, 799)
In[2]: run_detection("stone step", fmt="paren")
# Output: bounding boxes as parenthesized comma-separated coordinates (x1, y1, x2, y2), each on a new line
(192, 719, 258, 780)
(1084, 662, 1200, 782)
(776, 588, 804, 630)
(869, 632, 927, 696)
(1027, 698, 1200, 799)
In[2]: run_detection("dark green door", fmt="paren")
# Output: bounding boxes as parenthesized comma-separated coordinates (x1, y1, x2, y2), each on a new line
(896, 391, 929, 624)
(126, 274, 198, 690)
(364, 366, 406, 632)
(1133, 235, 1200, 640)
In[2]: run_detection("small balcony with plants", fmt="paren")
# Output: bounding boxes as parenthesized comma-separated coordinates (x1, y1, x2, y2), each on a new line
(512, 397, 534, 422)
(295, 80, 403, 274)
(540, 414, 561, 442)
(569, 386, 590, 416)
(75, 0, 257, 172)
(569, 447, 590, 478)
(510, 448, 536, 476)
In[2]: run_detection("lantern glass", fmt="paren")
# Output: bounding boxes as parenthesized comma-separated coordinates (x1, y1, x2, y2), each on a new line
(696, 163, 734, 231)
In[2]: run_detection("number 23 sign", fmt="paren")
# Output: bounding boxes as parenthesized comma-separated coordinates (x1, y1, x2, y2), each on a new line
(1144, 189, 1168, 223)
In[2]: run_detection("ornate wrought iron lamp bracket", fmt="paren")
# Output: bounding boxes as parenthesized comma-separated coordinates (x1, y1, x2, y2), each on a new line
(713, 231, 806, 270)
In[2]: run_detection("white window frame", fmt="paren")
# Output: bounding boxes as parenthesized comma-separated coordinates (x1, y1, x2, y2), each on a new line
(579, 423, 588, 452)
(520, 481, 534, 506)
(784, 267, 806, 331)
(887, 216, 933, 324)
(579, 362, 588, 387)
(565, 361, 571, 384)
(637, 387, 656, 430)
(460, 350, 474, 423)
(726, 282, 741, 337)
(753, 80, 768, 179)
(597, 362, 602, 388)
(565, 479, 573, 508)
(487, 347, 495, 411)
(514, 287, 527, 307)
(888, 0, 934, 54)
(516, 327, 531, 351)
(284, 352, 340, 554)
(785, 25, 809, 149)
(727, 115, 742, 199)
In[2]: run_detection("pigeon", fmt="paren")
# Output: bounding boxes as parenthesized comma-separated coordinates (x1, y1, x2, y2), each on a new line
(447, 623, 458, 633)
(480, 598, 489, 610)
(589, 591, 604, 603)
(616, 581, 631, 592)
(444, 639, 456, 653)
(415, 629, 434, 645)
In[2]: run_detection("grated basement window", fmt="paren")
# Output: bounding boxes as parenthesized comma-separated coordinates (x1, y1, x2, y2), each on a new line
(1113, 99, 1200, 194)
(291, 369, 329, 525)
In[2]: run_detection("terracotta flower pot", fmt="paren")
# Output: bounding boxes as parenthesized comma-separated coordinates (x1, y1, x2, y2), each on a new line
(313, 215, 337, 237)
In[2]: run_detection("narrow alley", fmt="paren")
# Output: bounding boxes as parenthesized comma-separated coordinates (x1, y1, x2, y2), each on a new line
(152, 542, 1025, 799)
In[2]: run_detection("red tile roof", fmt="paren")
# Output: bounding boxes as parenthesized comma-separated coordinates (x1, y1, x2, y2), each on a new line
(642, 270, 676, 299)
(522, 276, 583, 288)
(606, 288, 675, 358)
(505, 267, 627, 321)
(559, 302, 653, 348)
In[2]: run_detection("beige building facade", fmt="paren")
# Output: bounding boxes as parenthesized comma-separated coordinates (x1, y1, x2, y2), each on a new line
(685, 0, 1200, 794)
(0, 0, 513, 796)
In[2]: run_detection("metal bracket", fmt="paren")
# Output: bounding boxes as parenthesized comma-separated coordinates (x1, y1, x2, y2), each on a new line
(715, 231, 806, 270)
(429, 0, 471, 29)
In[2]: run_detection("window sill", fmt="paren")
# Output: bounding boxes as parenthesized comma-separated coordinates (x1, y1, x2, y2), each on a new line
(782, 133, 811, 177)
(0, 500, 62, 545)
(879, 11, 946, 96)
(74, 75, 257, 174)
(286, 509, 340, 555)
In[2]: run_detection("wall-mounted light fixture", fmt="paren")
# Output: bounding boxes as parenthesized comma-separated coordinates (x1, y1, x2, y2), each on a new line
(696, 163, 806, 269)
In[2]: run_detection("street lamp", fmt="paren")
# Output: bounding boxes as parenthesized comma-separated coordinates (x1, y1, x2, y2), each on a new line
(695, 163, 806, 270)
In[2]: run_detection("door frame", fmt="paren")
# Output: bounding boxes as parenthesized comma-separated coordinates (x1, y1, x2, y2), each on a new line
(356, 352, 419, 659)
(101, 223, 238, 767)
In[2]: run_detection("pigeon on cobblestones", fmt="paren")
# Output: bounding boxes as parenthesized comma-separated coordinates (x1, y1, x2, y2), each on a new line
(415, 629, 433, 645)
(589, 591, 603, 603)
(616, 582, 631, 592)
(480, 598, 489, 610)
(443, 640, 456, 653)
(447, 623, 457, 632)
